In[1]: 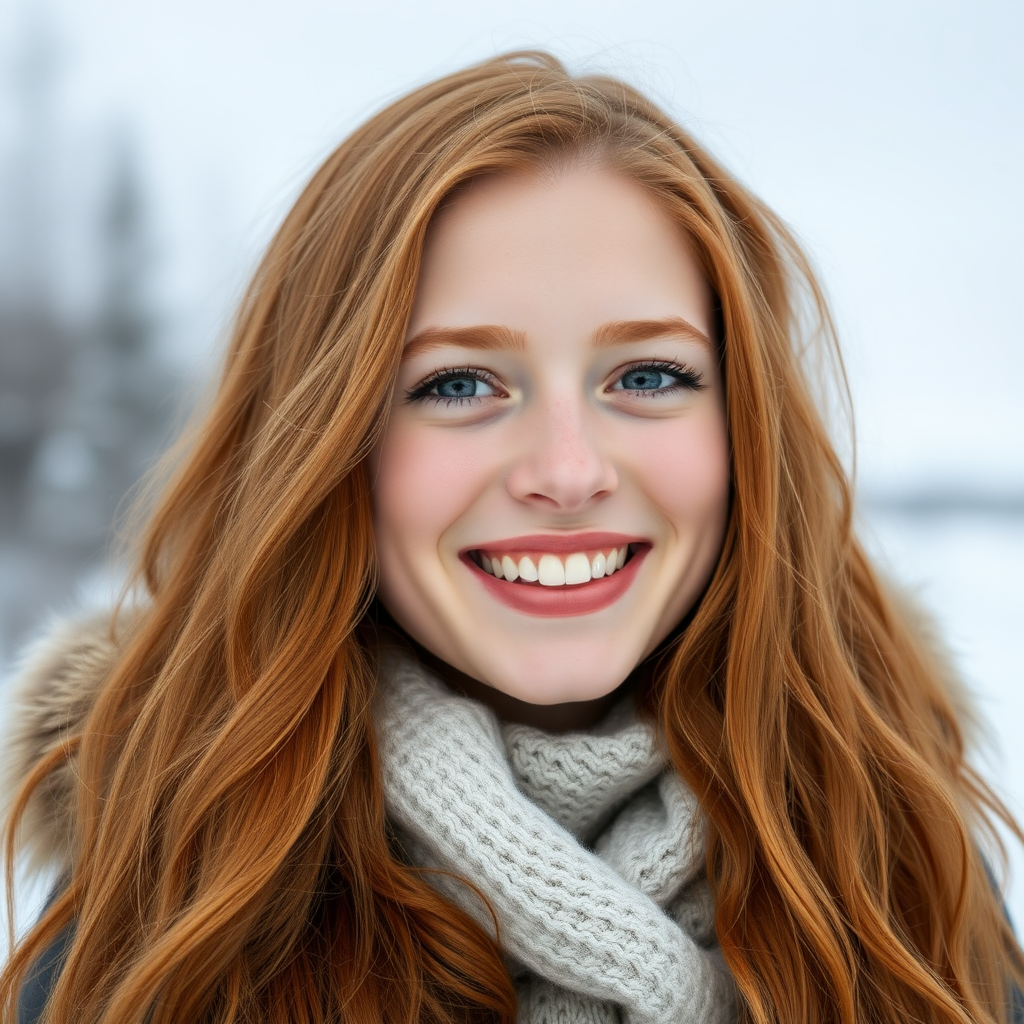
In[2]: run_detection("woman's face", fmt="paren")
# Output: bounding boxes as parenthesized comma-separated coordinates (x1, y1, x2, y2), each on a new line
(371, 163, 729, 712)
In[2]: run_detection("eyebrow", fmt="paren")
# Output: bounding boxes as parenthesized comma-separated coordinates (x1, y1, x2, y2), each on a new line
(593, 316, 712, 349)
(401, 325, 526, 360)
(401, 315, 711, 361)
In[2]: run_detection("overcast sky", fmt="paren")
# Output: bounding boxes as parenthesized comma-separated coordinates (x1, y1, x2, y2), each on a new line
(1, 0, 1021, 492)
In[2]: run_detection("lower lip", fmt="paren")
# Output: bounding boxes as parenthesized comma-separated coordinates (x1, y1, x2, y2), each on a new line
(462, 546, 649, 617)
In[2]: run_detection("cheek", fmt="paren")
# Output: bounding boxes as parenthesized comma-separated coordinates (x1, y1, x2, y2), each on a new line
(630, 412, 730, 535)
(372, 423, 495, 556)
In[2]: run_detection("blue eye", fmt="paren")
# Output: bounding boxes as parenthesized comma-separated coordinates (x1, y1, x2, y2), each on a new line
(406, 368, 502, 405)
(435, 376, 494, 399)
(618, 368, 675, 391)
(611, 361, 705, 394)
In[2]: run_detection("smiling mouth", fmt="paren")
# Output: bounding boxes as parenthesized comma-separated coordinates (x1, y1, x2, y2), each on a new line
(469, 544, 642, 587)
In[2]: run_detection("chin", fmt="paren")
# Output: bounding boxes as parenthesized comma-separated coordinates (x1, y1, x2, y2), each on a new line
(471, 645, 640, 706)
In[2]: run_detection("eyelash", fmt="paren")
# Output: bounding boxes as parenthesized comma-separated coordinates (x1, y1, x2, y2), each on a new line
(404, 360, 705, 406)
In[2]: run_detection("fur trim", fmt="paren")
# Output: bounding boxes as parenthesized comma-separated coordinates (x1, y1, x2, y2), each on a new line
(0, 591, 982, 879)
(1, 610, 121, 876)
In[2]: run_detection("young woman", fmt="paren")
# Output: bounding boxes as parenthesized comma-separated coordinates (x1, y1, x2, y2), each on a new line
(3, 51, 1022, 1024)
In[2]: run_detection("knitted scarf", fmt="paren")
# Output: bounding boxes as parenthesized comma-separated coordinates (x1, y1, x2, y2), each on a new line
(376, 651, 739, 1024)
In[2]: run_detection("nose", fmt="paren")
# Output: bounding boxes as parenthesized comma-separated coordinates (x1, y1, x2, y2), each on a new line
(505, 394, 618, 512)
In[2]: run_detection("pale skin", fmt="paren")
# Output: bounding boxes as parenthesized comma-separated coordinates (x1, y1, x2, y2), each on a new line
(370, 162, 730, 731)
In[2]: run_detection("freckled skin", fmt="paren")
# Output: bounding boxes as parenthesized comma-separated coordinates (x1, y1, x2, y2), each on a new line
(370, 165, 730, 728)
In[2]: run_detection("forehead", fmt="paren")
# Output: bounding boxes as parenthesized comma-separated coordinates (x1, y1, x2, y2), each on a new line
(407, 164, 713, 345)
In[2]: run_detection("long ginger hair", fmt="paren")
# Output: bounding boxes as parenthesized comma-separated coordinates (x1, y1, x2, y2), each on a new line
(3, 51, 1023, 1024)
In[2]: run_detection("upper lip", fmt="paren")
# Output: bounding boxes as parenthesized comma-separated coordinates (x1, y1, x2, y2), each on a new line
(461, 532, 647, 555)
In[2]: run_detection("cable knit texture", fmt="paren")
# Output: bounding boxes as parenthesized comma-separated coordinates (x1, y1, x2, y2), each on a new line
(376, 650, 739, 1024)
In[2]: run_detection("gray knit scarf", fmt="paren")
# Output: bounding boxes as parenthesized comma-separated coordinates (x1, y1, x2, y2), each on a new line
(375, 651, 739, 1024)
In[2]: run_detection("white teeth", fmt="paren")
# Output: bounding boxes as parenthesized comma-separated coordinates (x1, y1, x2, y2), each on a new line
(518, 555, 539, 582)
(479, 546, 633, 585)
(538, 554, 566, 586)
(564, 552, 591, 585)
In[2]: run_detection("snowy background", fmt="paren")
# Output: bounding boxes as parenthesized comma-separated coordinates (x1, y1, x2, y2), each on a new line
(1, 0, 1021, 943)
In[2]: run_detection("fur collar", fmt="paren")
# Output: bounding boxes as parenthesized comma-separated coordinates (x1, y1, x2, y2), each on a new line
(2, 610, 120, 876)
(1, 597, 980, 880)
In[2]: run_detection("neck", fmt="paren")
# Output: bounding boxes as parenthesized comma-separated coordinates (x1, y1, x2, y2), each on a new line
(408, 639, 650, 733)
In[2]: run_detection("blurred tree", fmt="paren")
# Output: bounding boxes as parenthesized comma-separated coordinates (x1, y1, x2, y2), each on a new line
(0, 12, 180, 662)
